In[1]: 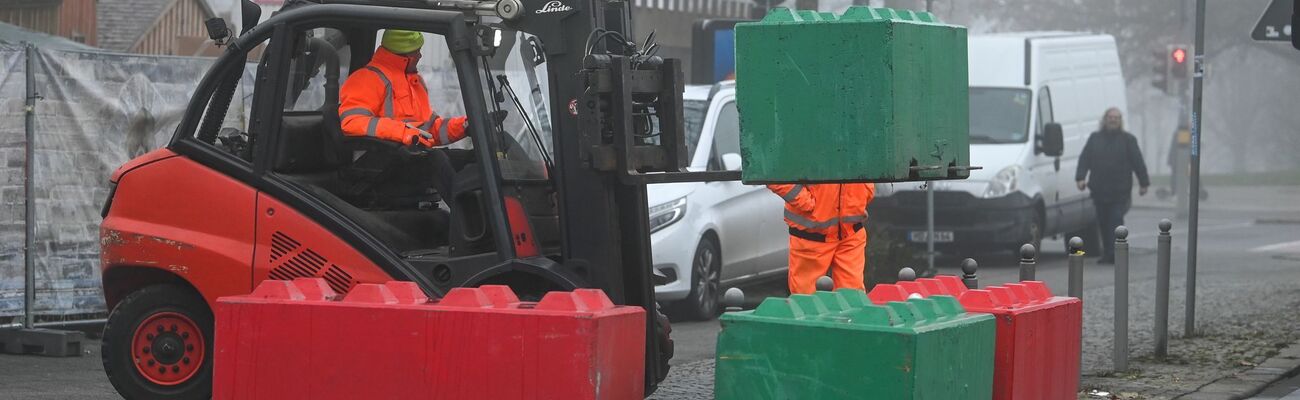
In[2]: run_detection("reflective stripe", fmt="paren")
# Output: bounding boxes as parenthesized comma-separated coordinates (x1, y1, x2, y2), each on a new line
(783, 210, 869, 230)
(420, 112, 441, 131)
(365, 117, 379, 137)
(840, 213, 869, 224)
(437, 118, 450, 144)
(781, 184, 804, 202)
(363, 66, 394, 118)
(339, 108, 373, 119)
(783, 209, 838, 230)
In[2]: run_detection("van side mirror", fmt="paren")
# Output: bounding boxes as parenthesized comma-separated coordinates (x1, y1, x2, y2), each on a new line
(1041, 123, 1064, 157)
(721, 153, 742, 171)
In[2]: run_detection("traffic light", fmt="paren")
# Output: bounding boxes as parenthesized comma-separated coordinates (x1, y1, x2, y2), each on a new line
(1169, 45, 1189, 80)
(1150, 48, 1168, 93)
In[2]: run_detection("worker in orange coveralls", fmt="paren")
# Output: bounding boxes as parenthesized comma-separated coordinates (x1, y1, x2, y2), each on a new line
(768, 183, 876, 294)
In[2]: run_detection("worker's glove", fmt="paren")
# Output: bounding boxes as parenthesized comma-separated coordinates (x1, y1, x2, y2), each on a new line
(405, 130, 435, 148)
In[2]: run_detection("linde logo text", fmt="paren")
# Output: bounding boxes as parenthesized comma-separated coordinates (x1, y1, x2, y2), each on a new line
(535, 0, 572, 14)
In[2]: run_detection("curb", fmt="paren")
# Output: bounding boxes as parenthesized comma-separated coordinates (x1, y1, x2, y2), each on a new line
(1174, 342, 1300, 400)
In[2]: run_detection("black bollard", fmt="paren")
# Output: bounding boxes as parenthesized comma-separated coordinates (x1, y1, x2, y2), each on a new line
(723, 287, 746, 313)
(960, 258, 978, 289)
(1155, 219, 1172, 360)
(1019, 244, 1037, 281)
(815, 275, 834, 292)
(1114, 226, 1130, 372)
(898, 267, 917, 282)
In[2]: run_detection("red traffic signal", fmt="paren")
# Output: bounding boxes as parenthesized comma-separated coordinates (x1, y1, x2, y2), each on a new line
(1171, 47, 1187, 64)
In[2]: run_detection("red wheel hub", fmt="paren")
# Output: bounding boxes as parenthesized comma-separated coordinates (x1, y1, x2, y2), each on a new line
(130, 312, 204, 386)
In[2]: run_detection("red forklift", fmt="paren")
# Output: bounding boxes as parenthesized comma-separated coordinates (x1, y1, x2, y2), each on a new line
(98, 0, 739, 397)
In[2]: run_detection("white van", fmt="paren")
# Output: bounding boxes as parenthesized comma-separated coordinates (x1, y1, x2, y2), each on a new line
(873, 32, 1126, 257)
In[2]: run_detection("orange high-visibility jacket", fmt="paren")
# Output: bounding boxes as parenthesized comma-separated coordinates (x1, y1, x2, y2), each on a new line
(768, 183, 877, 241)
(339, 48, 467, 146)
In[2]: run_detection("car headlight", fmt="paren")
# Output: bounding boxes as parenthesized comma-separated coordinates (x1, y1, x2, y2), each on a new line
(648, 196, 688, 234)
(983, 166, 1022, 198)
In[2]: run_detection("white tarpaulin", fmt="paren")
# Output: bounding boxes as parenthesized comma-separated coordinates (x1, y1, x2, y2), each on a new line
(0, 42, 464, 321)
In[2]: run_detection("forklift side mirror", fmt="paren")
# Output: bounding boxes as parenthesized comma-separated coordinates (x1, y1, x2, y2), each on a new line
(721, 153, 742, 171)
(1041, 123, 1064, 157)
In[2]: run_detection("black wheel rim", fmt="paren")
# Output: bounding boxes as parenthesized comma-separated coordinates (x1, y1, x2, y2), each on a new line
(694, 244, 719, 314)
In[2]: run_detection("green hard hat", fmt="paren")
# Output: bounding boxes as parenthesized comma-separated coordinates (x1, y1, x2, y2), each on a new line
(381, 30, 424, 54)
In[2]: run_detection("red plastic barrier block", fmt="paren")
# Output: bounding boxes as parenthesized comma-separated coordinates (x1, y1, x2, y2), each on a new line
(868, 276, 1081, 400)
(213, 279, 645, 400)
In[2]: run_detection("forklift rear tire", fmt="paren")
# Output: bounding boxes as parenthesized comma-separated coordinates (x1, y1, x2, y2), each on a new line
(102, 284, 213, 400)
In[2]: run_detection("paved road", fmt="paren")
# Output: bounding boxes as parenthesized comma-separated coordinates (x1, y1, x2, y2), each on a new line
(2, 190, 1297, 399)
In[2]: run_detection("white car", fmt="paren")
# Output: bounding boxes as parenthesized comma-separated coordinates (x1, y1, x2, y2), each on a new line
(648, 82, 789, 320)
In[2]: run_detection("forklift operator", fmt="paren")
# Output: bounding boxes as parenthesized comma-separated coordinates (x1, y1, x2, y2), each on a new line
(338, 29, 471, 207)
(339, 29, 469, 147)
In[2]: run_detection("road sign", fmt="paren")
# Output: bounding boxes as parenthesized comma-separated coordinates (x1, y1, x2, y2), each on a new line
(1251, 0, 1293, 42)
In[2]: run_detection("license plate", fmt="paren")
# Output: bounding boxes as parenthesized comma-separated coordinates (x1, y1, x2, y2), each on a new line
(909, 231, 954, 243)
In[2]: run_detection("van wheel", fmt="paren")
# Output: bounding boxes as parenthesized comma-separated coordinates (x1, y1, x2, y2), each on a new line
(1014, 211, 1044, 259)
(102, 284, 213, 400)
(671, 236, 721, 321)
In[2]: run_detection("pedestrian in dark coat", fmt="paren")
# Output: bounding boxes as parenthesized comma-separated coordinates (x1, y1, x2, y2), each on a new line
(1076, 107, 1150, 264)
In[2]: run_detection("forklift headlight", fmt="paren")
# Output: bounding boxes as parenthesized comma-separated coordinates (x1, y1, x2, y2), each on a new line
(983, 166, 1021, 198)
(648, 196, 688, 234)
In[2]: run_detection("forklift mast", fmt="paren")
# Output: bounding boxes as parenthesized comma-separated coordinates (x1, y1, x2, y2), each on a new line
(497, 0, 741, 389)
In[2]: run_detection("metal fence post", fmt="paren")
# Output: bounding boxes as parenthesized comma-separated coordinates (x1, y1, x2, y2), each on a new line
(961, 258, 978, 289)
(1114, 226, 1130, 372)
(1155, 219, 1172, 360)
(1068, 237, 1084, 299)
(1019, 244, 1036, 281)
(23, 43, 37, 330)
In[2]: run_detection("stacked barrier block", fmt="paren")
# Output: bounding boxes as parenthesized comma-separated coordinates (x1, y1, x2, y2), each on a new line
(213, 278, 645, 400)
(715, 289, 995, 399)
(869, 276, 1082, 400)
(735, 7, 969, 183)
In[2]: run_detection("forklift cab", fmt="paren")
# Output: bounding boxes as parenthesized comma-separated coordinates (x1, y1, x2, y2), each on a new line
(192, 7, 567, 289)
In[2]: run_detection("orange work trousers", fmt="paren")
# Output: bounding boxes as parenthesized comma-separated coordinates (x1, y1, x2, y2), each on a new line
(787, 228, 867, 295)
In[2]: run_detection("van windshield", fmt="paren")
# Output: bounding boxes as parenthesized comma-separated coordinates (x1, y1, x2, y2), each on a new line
(969, 87, 1031, 144)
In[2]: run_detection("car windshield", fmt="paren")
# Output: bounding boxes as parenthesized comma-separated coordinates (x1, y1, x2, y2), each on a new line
(481, 29, 553, 181)
(682, 99, 708, 160)
(969, 87, 1031, 144)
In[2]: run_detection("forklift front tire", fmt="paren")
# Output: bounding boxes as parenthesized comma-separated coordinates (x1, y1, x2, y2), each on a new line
(102, 284, 214, 400)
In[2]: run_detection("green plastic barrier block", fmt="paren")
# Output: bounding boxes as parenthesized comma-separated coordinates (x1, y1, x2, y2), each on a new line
(715, 290, 994, 400)
(735, 7, 970, 183)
